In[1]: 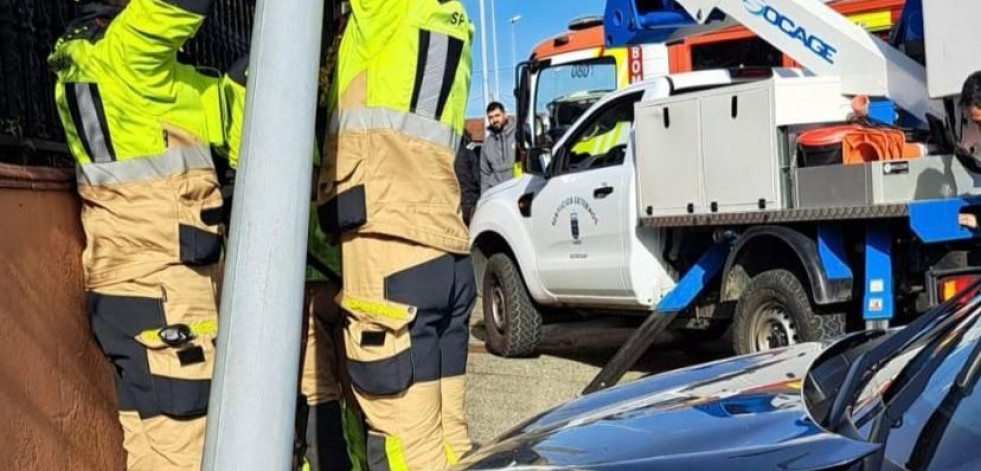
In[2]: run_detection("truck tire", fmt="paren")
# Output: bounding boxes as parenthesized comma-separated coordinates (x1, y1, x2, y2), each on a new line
(732, 269, 845, 355)
(482, 253, 543, 357)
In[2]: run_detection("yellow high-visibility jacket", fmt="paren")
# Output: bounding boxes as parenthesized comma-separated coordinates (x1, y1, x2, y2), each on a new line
(318, 0, 475, 254)
(49, 0, 243, 287)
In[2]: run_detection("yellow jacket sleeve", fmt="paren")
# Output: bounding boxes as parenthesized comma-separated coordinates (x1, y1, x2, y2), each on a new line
(104, 0, 211, 100)
(219, 75, 247, 168)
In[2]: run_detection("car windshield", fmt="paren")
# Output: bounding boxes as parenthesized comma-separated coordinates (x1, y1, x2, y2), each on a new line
(534, 57, 616, 145)
(807, 282, 981, 470)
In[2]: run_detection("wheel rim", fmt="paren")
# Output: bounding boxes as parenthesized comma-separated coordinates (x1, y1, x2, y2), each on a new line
(489, 275, 507, 333)
(752, 301, 800, 351)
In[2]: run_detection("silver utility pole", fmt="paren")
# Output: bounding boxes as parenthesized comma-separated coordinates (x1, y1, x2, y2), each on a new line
(509, 15, 522, 111)
(202, 0, 323, 468)
(490, 0, 501, 101)
(478, 0, 491, 116)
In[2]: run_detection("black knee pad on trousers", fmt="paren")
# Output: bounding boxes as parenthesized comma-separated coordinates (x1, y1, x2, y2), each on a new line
(344, 253, 475, 396)
(387, 254, 474, 382)
(88, 293, 211, 419)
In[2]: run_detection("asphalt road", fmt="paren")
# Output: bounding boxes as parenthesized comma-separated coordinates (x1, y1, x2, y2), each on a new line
(463, 302, 734, 446)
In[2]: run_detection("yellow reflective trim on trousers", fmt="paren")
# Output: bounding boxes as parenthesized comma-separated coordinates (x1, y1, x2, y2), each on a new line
(341, 295, 415, 321)
(138, 318, 218, 346)
(443, 441, 459, 465)
(331, 107, 461, 152)
(76, 145, 215, 186)
(385, 436, 409, 471)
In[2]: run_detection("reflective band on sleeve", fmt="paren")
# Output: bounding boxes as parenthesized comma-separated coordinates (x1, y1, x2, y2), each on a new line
(138, 318, 218, 346)
(76, 145, 215, 186)
(331, 108, 460, 152)
(412, 31, 448, 119)
(410, 30, 465, 122)
(409, 30, 431, 117)
(66, 82, 116, 163)
(435, 34, 464, 121)
(341, 295, 415, 321)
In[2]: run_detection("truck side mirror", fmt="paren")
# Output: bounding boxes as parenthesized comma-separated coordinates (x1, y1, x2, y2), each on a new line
(525, 146, 551, 177)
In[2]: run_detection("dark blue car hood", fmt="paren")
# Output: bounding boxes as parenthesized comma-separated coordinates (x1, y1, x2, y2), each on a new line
(456, 343, 880, 470)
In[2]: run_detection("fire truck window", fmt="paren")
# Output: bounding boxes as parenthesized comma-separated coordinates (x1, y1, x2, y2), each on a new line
(690, 38, 782, 71)
(535, 58, 617, 146)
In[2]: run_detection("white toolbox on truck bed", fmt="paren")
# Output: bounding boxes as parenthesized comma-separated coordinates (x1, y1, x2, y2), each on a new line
(635, 72, 850, 218)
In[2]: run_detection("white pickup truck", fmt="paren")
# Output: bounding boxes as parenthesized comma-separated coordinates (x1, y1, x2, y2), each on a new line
(469, 68, 981, 358)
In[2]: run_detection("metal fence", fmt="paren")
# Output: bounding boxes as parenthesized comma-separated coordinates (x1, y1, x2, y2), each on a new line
(0, 0, 255, 167)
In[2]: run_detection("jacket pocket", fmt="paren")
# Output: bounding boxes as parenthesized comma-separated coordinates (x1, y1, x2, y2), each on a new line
(318, 155, 367, 237)
(318, 183, 367, 237)
(177, 167, 224, 266)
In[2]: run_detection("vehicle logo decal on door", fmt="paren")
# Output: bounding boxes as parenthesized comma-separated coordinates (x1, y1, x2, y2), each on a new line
(552, 196, 597, 248)
(550, 196, 598, 226)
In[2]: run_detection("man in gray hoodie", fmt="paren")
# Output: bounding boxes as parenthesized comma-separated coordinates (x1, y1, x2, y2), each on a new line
(481, 101, 516, 192)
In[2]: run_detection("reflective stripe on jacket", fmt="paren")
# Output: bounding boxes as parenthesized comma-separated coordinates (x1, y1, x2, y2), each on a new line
(317, 0, 474, 254)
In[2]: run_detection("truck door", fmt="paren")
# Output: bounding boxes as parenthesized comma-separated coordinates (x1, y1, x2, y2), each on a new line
(531, 92, 642, 299)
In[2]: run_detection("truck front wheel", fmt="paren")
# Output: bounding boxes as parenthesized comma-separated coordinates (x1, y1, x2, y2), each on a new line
(483, 253, 543, 357)
(732, 269, 845, 355)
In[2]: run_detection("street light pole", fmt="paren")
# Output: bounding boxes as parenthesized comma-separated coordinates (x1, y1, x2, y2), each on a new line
(201, 0, 323, 468)
(490, 0, 501, 101)
(478, 0, 491, 117)
(509, 15, 522, 110)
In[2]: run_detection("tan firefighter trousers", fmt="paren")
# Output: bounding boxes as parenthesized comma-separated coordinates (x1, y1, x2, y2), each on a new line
(88, 264, 220, 471)
(339, 234, 475, 471)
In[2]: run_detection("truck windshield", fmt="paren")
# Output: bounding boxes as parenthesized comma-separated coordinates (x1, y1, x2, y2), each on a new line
(533, 57, 617, 146)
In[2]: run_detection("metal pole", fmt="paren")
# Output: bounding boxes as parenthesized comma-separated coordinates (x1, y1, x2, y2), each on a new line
(478, 0, 491, 117)
(202, 0, 323, 468)
(490, 0, 501, 101)
(509, 15, 521, 111)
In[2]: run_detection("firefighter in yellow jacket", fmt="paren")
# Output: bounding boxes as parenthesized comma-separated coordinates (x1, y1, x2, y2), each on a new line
(49, 0, 238, 468)
(316, 0, 476, 469)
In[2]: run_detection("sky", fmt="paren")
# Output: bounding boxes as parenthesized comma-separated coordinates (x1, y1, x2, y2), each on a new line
(460, 0, 606, 117)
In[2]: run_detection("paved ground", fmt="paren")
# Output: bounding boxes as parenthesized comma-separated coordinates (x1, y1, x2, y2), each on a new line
(463, 301, 733, 445)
